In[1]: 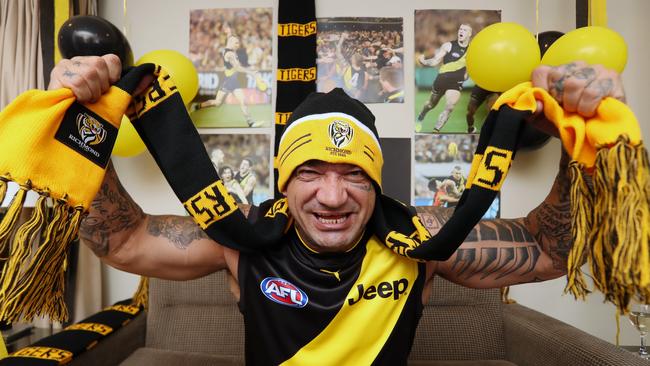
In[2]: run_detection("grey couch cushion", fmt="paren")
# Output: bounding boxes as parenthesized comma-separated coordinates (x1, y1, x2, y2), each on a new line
(408, 361, 516, 366)
(120, 347, 244, 366)
(147, 272, 244, 356)
(409, 278, 507, 361)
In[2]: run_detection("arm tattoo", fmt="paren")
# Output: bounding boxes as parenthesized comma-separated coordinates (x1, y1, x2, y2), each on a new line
(147, 215, 208, 250)
(79, 162, 145, 256)
(451, 245, 541, 280)
(525, 154, 573, 270)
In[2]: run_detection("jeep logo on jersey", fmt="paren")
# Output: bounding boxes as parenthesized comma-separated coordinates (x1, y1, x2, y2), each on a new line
(260, 277, 308, 308)
(347, 278, 409, 305)
(328, 120, 354, 148)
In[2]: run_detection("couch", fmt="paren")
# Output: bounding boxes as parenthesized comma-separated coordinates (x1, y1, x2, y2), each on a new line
(54, 271, 650, 365)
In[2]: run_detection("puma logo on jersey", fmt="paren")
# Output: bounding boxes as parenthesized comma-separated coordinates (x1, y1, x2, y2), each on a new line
(347, 278, 408, 305)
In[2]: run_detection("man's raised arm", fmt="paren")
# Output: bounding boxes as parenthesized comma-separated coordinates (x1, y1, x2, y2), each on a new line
(49, 54, 230, 280)
(426, 62, 626, 288)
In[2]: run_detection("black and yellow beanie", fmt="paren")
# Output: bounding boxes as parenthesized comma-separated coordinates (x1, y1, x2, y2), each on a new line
(276, 88, 383, 191)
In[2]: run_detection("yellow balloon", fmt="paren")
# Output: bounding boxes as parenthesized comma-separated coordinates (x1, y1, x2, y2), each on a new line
(541, 26, 627, 72)
(136, 49, 199, 104)
(466, 22, 540, 92)
(113, 116, 146, 157)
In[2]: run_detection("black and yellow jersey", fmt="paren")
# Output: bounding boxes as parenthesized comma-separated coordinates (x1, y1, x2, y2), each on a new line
(238, 228, 426, 365)
(439, 41, 467, 74)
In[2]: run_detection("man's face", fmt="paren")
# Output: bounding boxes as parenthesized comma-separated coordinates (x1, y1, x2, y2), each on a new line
(458, 25, 472, 41)
(221, 167, 233, 181)
(451, 169, 462, 182)
(239, 159, 251, 174)
(283, 161, 376, 252)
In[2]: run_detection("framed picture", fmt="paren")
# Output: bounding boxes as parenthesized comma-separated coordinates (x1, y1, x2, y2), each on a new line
(414, 9, 501, 134)
(414, 134, 500, 219)
(200, 132, 272, 205)
(317, 17, 404, 103)
(189, 8, 273, 128)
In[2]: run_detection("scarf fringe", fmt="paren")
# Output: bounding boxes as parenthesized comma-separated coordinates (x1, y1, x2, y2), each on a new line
(0, 196, 81, 323)
(570, 136, 650, 314)
(0, 194, 48, 310)
(564, 162, 593, 299)
(0, 175, 8, 206)
(132, 276, 149, 310)
(0, 180, 29, 263)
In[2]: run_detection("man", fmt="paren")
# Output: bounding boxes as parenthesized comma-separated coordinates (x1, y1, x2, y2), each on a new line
(465, 85, 499, 133)
(416, 23, 472, 133)
(378, 66, 404, 103)
(235, 157, 257, 205)
(428, 166, 465, 208)
(49, 54, 624, 365)
(195, 35, 260, 127)
(336, 33, 368, 99)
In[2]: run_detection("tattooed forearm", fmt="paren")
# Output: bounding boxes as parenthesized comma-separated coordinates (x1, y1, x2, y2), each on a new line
(525, 152, 573, 270)
(451, 245, 541, 280)
(79, 162, 145, 256)
(147, 215, 208, 249)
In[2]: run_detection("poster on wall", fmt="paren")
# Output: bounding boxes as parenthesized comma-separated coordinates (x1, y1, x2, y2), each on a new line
(200, 133, 272, 206)
(316, 17, 404, 104)
(414, 134, 500, 219)
(414, 9, 501, 134)
(189, 8, 273, 128)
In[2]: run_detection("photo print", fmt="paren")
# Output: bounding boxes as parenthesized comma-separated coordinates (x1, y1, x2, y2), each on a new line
(200, 133, 272, 206)
(414, 9, 501, 134)
(414, 134, 500, 219)
(189, 8, 273, 128)
(316, 17, 404, 103)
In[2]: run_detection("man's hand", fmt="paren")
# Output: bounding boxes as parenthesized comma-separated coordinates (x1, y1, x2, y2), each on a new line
(48, 54, 122, 103)
(48, 54, 154, 103)
(531, 61, 625, 118)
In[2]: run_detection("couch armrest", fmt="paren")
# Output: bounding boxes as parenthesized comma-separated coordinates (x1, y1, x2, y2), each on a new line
(503, 303, 649, 366)
(70, 311, 146, 366)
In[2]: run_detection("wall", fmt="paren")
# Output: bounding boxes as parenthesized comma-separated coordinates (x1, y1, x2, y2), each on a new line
(98, 0, 650, 345)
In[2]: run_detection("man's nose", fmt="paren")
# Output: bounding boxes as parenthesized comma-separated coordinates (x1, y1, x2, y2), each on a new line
(316, 175, 348, 208)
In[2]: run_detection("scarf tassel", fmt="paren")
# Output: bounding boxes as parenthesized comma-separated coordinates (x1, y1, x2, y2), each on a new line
(564, 161, 593, 300)
(577, 136, 650, 313)
(132, 276, 149, 310)
(0, 196, 82, 323)
(0, 180, 29, 263)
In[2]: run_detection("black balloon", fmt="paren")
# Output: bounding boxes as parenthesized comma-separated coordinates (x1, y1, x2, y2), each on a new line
(518, 30, 565, 151)
(58, 15, 133, 68)
(537, 30, 564, 57)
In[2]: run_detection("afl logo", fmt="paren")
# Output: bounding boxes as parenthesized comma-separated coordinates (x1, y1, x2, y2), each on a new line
(328, 120, 354, 148)
(260, 277, 308, 308)
(76, 113, 107, 146)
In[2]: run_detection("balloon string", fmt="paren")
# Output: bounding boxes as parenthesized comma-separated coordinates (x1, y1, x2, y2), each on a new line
(123, 0, 128, 37)
(535, 0, 539, 39)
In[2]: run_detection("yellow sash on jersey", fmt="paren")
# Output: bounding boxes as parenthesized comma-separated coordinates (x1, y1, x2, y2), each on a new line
(281, 236, 419, 365)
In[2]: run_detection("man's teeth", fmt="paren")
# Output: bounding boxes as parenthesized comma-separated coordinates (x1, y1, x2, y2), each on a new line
(317, 215, 347, 224)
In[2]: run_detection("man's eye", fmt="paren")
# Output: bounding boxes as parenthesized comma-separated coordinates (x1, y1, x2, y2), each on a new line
(296, 169, 320, 180)
(346, 170, 367, 181)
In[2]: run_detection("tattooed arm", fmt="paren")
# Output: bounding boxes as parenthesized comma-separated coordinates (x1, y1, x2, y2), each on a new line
(79, 162, 233, 280)
(49, 55, 237, 280)
(422, 62, 625, 288)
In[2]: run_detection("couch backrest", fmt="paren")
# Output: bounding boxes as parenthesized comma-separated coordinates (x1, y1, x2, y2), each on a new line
(147, 271, 244, 357)
(148, 272, 506, 361)
(409, 277, 507, 361)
